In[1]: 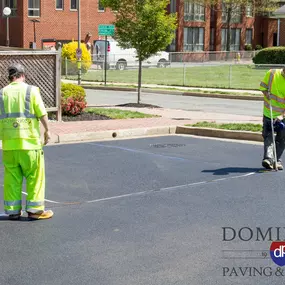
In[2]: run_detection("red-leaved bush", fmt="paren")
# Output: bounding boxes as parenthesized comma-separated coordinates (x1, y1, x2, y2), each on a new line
(61, 83, 87, 116)
(62, 96, 87, 116)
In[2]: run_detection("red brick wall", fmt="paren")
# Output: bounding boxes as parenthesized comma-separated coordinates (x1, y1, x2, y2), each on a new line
(0, 1, 24, 47)
(0, 0, 115, 48)
(22, 0, 115, 48)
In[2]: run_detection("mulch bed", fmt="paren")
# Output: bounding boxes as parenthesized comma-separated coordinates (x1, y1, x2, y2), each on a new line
(62, 112, 112, 122)
(116, 103, 161, 108)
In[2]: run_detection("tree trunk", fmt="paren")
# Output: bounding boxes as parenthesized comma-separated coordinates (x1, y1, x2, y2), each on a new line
(226, 7, 232, 60)
(138, 59, 142, 104)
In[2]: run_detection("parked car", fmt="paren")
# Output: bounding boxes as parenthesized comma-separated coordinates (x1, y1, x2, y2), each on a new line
(92, 39, 170, 70)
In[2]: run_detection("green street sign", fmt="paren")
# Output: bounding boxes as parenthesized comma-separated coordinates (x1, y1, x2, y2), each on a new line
(98, 24, 115, 36)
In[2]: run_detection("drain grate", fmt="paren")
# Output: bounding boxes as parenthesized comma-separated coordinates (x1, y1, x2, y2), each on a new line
(150, 143, 186, 148)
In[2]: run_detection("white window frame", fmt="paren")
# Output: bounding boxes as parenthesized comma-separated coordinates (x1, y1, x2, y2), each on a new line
(56, 0, 64, 10)
(221, 28, 241, 51)
(70, 0, 77, 11)
(183, 27, 204, 51)
(2, 0, 17, 17)
(98, 0, 105, 12)
(246, 29, 253, 45)
(28, 0, 40, 17)
(184, 2, 205, 22)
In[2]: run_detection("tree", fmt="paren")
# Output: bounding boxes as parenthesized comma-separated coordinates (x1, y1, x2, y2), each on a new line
(101, 0, 177, 104)
(188, 0, 279, 52)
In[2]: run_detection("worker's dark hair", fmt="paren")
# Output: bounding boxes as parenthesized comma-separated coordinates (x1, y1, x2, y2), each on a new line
(8, 63, 25, 82)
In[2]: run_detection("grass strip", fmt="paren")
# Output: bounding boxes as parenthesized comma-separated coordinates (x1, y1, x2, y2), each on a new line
(187, 121, 262, 132)
(85, 108, 157, 119)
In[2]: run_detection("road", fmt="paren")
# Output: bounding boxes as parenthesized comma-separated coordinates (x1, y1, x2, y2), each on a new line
(86, 89, 262, 117)
(0, 135, 283, 285)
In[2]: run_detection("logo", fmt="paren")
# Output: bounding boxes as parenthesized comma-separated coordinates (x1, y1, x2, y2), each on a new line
(270, 242, 285, 266)
(13, 122, 18, 128)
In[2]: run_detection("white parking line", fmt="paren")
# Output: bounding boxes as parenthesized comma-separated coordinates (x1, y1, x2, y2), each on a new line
(23, 171, 257, 206)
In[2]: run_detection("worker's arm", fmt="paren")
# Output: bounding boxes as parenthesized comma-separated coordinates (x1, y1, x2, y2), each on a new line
(40, 114, 51, 145)
(33, 87, 51, 145)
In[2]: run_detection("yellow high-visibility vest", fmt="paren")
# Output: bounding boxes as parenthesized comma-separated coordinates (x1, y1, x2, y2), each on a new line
(260, 69, 285, 119)
(0, 84, 41, 141)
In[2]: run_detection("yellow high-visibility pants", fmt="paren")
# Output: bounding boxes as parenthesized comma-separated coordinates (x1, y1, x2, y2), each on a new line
(3, 149, 45, 215)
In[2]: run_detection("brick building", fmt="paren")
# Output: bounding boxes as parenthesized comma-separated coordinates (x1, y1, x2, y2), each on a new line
(0, 0, 115, 49)
(167, 0, 279, 52)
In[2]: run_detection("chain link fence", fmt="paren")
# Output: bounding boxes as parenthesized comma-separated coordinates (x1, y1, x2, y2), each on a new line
(61, 51, 279, 91)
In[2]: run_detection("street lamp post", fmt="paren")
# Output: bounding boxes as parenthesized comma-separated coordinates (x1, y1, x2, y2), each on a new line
(77, 0, 82, 85)
(3, 7, 11, 47)
(30, 19, 40, 48)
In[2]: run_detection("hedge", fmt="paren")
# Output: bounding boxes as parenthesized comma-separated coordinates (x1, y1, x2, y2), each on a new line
(61, 83, 87, 116)
(253, 47, 285, 64)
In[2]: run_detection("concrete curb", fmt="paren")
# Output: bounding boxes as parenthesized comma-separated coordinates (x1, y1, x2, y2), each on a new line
(82, 85, 263, 101)
(57, 125, 177, 143)
(176, 126, 263, 142)
(49, 125, 263, 145)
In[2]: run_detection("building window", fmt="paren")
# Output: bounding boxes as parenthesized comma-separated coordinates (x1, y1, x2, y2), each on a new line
(221, 28, 241, 51)
(222, 4, 241, 23)
(170, 0, 176, 13)
(184, 27, 204, 51)
(70, 0, 77, 10)
(2, 0, 17, 16)
(28, 0, 40, 17)
(56, 0, 63, 10)
(98, 0, 104, 11)
(246, 29, 252, 45)
(184, 1, 205, 22)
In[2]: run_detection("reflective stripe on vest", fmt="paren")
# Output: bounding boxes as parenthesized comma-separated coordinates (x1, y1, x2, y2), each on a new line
(0, 85, 36, 119)
(264, 101, 285, 113)
(268, 70, 275, 92)
(264, 92, 285, 104)
(260, 82, 268, 89)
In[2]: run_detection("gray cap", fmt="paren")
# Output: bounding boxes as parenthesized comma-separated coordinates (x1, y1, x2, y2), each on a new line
(8, 63, 25, 77)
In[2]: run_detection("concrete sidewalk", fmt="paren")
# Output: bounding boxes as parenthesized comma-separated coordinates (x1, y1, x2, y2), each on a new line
(46, 107, 262, 144)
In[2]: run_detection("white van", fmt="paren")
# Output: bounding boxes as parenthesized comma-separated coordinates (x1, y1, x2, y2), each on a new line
(92, 39, 170, 70)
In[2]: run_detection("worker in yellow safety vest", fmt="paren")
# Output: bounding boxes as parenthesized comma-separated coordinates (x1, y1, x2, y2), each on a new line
(260, 68, 285, 170)
(1, 63, 54, 220)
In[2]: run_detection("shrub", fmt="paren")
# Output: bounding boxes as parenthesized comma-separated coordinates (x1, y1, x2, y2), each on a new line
(61, 41, 92, 75)
(61, 83, 87, 116)
(252, 47, 285, 64)
(255, 45, 263, 50)
(245, 44, 252, 51)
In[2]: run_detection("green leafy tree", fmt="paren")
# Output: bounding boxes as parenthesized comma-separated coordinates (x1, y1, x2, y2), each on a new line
(101, 0, 177, 103)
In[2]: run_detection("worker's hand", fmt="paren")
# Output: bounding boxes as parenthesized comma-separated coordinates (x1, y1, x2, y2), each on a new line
(44, 131, 51, 145)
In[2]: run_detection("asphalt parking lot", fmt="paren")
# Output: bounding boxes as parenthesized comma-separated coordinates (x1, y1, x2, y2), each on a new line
(0, 135, 285, 285)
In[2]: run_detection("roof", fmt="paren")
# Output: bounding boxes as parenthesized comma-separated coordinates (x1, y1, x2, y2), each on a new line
(273, 4, 285, 17)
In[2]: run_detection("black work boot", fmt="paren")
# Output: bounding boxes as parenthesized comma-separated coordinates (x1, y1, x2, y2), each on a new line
(262, 158, 274, 170)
